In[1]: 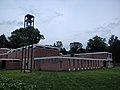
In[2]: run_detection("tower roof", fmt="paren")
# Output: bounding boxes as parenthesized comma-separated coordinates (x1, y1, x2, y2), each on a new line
(25, 14, 34, 18)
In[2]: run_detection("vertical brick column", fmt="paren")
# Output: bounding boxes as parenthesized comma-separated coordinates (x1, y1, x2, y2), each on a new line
(68, 59, 71, 71)
(73, 59, 75, 70)
(84, 60, 86, 70)
(77, 59, 79, 70)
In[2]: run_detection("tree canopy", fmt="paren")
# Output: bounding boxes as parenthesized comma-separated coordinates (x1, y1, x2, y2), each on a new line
(0, 34, 10, 48)
(9, 27, 44, 48)
(69, 42, 83, 54)
(86, 35, 108, 52)
(53, 41, 68, 55)
(53, 41, 63, 49)
(108, 35, 120, 64)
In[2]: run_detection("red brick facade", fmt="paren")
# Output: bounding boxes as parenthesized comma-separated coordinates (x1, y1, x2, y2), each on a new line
(75, 52, 112, 59)
(0, 45, 113, 71)
(34, 57, 111, 71)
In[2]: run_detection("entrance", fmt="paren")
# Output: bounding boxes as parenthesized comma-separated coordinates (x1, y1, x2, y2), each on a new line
(103, 61, 106, 67)
(2, 61, 6, 69)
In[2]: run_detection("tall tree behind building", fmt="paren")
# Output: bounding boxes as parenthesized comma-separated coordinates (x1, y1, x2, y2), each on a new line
(9, 27, 44, 48)
(53, 41, 68, 55)
(69, 42, 83, 54)
(53, 41, 63, 49)
(0, 34, 10, 48)
(86, 35, 108, 52)
(108, 35, 120, 65)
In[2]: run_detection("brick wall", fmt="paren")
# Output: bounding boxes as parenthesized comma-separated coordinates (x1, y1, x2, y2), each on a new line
(75, 53, 110, 59)
(0, 48, 9, 54)
(34, 47, 60, 58)
(5, 61, 20, 69)
(34, 58, 105, 71)
(0, 48, 9, 58)
(7, 46, 60, 59)
(34, 60, 59, 71)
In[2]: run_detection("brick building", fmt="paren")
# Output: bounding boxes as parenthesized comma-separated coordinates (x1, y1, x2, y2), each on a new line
(0, 44, 113, 71)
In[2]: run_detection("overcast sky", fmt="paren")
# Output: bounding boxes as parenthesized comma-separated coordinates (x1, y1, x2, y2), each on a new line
(0, 0, 120, 50)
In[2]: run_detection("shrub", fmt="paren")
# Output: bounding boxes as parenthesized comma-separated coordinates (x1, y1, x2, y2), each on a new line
(0, 75, 37, 90)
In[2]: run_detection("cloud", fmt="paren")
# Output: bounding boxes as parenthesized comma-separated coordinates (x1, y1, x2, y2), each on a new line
(22, 7, 64, 25)
(0, 20, 23, 26)
(107, 22, 120, 29)
(17, 21, 23, 25)
(54, 11, 63, 17)
(87, 19, 120, 37)
(22, 8, 41, 16)
(38, 11, 63, 25)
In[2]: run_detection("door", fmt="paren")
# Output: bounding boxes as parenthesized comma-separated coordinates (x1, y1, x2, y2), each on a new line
(2, 60, 6, 69)
(103, 61, 106, 67)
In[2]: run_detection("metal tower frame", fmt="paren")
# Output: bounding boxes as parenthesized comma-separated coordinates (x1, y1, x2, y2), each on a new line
(21, 14, 34, 73)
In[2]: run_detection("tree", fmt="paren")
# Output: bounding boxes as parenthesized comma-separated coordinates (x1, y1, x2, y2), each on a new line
(108, 35, 118, 46)
(86, 35, 108, 52)
(60, 48, 68, 55)
(69, 42, 83, 54)
(0, 34, 10, 48)
(53, 41, 68, 55)
(9, 27, 44, 48)
(53, 41, 63, 49)
(108, 35, 120, 64)
(53, 43, 56, 47)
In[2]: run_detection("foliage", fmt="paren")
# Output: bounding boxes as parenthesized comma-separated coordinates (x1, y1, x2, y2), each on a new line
(108, 35, 118, 46)
(0, 68, 120, 90)
(53, 41, 68, 55)
(86, 35, 108, 52)
(108, 35, 120, 63)
(60, 48, 68, 55)
(0, 75, 37, 90)
(9, 27, 44, 48)
(77, 48, 88, 53)
(69, 42, 83, 54)
(53, 41, 63, 49)
(0, 34, 10, 48)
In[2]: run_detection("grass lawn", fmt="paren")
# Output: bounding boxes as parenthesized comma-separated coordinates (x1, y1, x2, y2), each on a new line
(0, 67, 120, 90)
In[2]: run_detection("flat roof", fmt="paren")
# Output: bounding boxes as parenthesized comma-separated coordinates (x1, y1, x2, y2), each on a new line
(12, 44, 59, 51)
(0, 58, 20, 61)
(0, 48, 10, 51)
(75, 52, 112, 56)
(35, 44, 59, 50)
(0, 51, 10, 56)
(34, 56, 112, 61)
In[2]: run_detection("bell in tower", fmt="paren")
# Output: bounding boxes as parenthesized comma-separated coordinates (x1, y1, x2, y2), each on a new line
(24, 14, 34, 28)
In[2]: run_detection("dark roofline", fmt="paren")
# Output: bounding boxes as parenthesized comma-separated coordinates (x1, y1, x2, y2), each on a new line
(75, 52, 112, 56)
(0, 48, 10, 51)
(34, 56, 112, 61)
(35, 44, 59, 50)
(7, 44, 59, 52)
(0, 58, 20, 61)
(25, 14, 34, 17)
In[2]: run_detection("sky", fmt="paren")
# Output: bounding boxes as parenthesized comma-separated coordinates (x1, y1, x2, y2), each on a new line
(0, 0, 120, 50)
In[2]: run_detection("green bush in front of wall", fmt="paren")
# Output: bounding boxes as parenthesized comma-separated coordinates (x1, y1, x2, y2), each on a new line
(0, 75, 37, 90)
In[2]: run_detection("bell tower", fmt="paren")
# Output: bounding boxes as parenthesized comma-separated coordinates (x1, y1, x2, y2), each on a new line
(24, 14, 34, 28)
(21, 14, 34, 73)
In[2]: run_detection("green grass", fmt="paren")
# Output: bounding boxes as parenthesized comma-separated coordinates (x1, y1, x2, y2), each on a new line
(0, 67, 120, 90)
